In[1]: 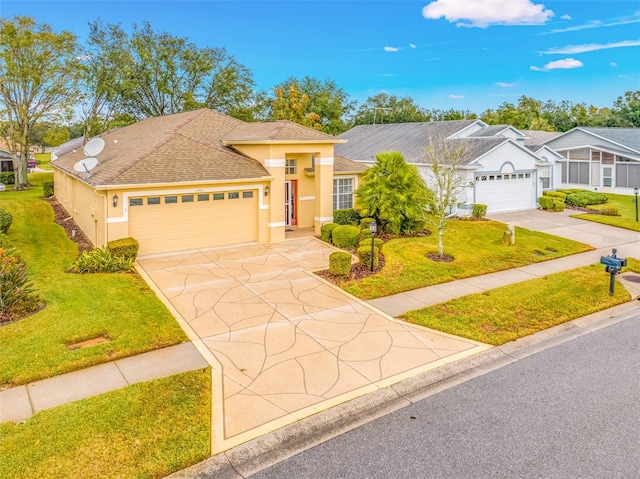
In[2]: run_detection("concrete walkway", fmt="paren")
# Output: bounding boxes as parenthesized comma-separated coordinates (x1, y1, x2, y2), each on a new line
(0, 342, 207, 423)
(136, 237, 488, 453)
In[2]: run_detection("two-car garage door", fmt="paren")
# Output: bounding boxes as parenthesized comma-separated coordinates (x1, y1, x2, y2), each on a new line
(474, 172, 536, 213)
(129, 190, 258, 255)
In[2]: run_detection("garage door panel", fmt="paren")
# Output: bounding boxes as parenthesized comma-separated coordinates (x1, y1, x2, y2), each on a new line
(129, 192, 258, 255)
(475, 175, 535, 213)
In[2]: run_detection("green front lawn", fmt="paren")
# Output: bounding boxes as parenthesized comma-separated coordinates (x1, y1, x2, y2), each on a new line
(570, 192, 640, 232)
(0, 175, 187, 386)
(402, 260, 638, 346)
(340, 220, 593, 300)
(0, 369, 211, 479)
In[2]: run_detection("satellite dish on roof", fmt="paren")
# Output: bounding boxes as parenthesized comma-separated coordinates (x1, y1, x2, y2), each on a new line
(73, 157, 99, 173)
(83, 138, 105, 157)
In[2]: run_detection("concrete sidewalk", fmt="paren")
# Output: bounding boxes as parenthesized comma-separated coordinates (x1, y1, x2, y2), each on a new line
(0, 342, 208, 423)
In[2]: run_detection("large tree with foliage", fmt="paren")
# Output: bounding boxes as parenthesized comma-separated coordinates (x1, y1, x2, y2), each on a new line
(353, 93, 431, 125)
(420, 138, 470, 257)
(355, 151, 428, 235)
(612, 90, 640, 127)
(108, 22, 255, 120)
(269, 76, 355, 134)
(0, 16, 79, 189)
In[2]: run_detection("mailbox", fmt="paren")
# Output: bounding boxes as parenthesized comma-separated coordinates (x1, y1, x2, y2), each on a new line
(600, 255, 627, 273)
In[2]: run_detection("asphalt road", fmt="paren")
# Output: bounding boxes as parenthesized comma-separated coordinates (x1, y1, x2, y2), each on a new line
(249, 315, 640, 479)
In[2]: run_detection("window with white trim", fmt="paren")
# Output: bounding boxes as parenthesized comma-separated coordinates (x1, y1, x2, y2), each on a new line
(285, 159, 297, 175)
(333, 178, 354, 210)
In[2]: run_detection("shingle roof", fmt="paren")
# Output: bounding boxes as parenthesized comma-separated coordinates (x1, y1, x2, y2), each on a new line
(520, 130, 562, 145)
(223, 120, 343, 143)
(54, 109, 272, 186)
(577, 127, 640, 152)
(334, 155, 368, 173)
(469, 125, 520, 137)
(336, 121, 506, 165)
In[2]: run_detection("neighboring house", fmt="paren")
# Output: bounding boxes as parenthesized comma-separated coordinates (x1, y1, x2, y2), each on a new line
(53, 109, 365, 255)
(336, 120, 556, 214)
(543, 127, 640, 194)
(0, 149, 12, 172)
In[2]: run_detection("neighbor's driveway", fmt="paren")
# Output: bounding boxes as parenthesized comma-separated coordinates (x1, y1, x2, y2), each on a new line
(137, 237, 488, 452)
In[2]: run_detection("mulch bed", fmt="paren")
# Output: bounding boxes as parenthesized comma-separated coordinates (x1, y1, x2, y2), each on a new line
(43, 197, 94, 254)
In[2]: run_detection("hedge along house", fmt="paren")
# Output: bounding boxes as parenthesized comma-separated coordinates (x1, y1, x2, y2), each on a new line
(52, 108, 364, 256)
(336, 120, 557, 214)
(542, 127, 640, 194)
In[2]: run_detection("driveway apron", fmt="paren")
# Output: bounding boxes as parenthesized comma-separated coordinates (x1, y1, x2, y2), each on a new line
(137, 237, 489, 452)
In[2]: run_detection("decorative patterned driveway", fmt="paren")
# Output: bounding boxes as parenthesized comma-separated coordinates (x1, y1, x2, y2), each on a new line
(137, 237, 489, 452)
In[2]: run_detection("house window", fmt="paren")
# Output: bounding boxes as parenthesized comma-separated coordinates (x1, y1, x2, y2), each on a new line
(242, 191, 253, 198)
(147, 197, 161, 205)
(540, 167, 550, 189)
(198, 194, 209, 201)
(616, 163, 640, 188)
(130, 198, 143, 207)
(165, 196, 177, 204)
(213, 193, 224, 200)
(602, 152, 614, 164)
(285, 159, 297, 175)
(567, 161, 589, 185)
(228, 192, 239, 199)
(333, 178, 354, 210)
(181, 195, 194, 203)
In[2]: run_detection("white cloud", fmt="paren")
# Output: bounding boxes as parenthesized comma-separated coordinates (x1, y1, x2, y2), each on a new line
(610, 61, 618, 67)
(422, 0, 554, 28)
(384, 46, 399, 52)
(560, 14, 572, 20)
(530, 58, 583, 71)
(75, 54, 92, 61)
(495, 82, 516, 87)
(541, 39, 640, 54)
(544, 16, 640, 34)
(409, 43, 417, 48)
(449, 94, 464, 99)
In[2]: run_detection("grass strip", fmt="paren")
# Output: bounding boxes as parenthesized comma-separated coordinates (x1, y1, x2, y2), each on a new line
(402, 260, 638, 346)
(0, 368, 211, 479)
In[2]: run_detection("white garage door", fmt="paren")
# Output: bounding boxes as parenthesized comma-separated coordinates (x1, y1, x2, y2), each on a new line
(474, 172, 536, 213)
(129, 190, 258, 255)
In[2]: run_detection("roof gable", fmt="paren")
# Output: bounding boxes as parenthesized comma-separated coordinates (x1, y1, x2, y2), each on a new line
(223, 120, 343, 144)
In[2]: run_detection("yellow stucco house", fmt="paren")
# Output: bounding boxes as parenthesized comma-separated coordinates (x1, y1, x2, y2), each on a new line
(53, 109, 366, 255)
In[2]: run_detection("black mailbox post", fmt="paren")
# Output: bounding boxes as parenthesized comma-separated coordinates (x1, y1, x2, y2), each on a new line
(599, 248, 627, 296)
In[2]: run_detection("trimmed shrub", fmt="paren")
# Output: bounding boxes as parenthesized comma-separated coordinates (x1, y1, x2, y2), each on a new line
(329, 251, 352, 277)
(543, 191, 567, 201)
(472, 204, 487, 218)
(107, 237, 140, 260)
(331, 225, 360, 249)
(538, 196, 565, 212)
(359, 237, 384, 252)
(0, 172, 15, 185)
(68, 246, 134, 274)
(43, 180, 54, 198)
(333, 209, 361, 226)
(359, 217, 375, 229)
(357, 245, 379, 270)
(0, 208, 12, 234)
(0, 233, 12, 249)
(320, 223, 339, 242)
(565, 191, 608, 207)
(600, 206, 619, 216)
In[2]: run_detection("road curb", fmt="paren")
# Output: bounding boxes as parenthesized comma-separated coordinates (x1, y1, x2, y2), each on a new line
(167, 301, 640, 479)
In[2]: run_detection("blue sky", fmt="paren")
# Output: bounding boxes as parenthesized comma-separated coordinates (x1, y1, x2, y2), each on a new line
(2, 0, 639, 113)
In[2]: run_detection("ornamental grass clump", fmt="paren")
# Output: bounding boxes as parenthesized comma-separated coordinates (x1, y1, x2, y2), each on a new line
(0, 244, 40, 322)
(68, 246, 134, 274)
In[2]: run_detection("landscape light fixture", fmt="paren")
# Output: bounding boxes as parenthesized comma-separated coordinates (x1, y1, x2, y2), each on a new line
(112, 194, 118, 207)
(369, 220, 377, 272)
(634, 186, 639, 222)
